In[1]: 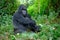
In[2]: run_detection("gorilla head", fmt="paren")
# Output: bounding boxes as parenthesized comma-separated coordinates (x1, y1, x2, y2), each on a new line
(18, 5, 27, 16)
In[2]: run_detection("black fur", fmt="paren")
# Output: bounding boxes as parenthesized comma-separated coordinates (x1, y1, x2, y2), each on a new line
(12, 5, 40, 34)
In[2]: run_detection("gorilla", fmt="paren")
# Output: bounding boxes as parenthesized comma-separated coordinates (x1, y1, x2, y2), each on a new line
(13, 4, 41, 34)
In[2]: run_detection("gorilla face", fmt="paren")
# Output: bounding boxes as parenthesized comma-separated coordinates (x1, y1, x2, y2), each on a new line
(18, 5, 27, 16)
(22, 10, 27, 16)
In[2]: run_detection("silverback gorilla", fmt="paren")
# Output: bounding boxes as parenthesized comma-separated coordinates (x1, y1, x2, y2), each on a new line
(13, 5, 40, 34)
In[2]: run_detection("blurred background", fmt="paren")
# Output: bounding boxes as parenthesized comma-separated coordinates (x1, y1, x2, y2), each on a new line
(0, 0, 60, 40)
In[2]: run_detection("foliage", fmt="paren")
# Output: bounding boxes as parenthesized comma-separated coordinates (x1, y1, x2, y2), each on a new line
(28, 0, 50, 15)
(0, 0, 20, 15)
(0, 0, 60, 40)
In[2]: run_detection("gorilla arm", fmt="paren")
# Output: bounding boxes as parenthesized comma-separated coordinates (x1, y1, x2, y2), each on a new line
(14, 14, 33, 25)
(26, 14, 36, 25)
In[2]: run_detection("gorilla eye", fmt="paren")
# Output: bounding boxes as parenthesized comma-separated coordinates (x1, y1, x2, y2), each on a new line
(22, 8, 26, 10)
(22, 9, 26, 10)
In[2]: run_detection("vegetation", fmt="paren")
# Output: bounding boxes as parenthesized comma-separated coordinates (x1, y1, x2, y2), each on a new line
(0, 0, 60, 40)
